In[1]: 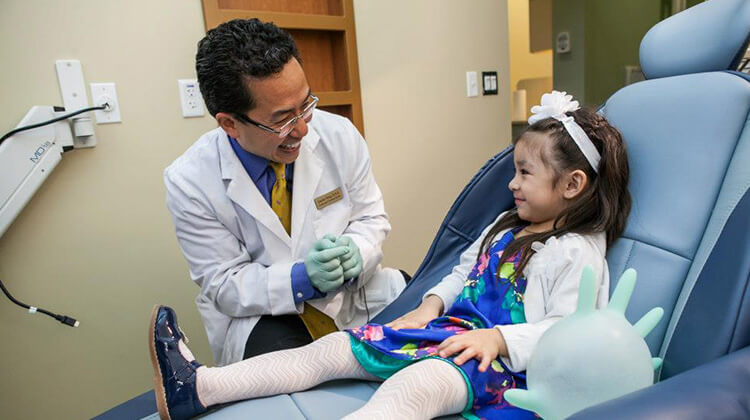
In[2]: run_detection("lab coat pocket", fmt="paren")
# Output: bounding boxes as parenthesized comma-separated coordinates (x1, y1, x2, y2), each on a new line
(362, 268, 405, 314)
(338, 268, 402, 329)
(312, 198, 352, 238)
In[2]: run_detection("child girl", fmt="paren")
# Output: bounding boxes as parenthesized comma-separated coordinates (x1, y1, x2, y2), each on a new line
(149, 91, 631, 420)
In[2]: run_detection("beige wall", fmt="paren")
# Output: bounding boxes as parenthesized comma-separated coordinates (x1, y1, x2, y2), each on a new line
(355, 0, 511, 274)
(508, 0, 553, 120)
(0, 2, 216, 418)
(0, 1, 510, 418)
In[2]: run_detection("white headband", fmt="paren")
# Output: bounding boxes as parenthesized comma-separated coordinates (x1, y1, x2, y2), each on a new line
(528, 91, 601, 173)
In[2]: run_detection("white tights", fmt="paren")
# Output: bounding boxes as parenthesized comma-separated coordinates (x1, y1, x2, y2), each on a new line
(342, 356, 468, 420)
(188, 332, 468, 419)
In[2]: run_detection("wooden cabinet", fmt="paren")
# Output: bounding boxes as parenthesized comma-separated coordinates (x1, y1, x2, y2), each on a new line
(201, 0, 365, 134)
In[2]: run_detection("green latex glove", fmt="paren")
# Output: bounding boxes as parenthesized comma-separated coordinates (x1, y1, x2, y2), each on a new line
(305, 237, 348, 293)
(330, 234, 363, 280)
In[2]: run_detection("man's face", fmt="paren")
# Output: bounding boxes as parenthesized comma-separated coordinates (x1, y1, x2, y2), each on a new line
(231, 58, 313, 164)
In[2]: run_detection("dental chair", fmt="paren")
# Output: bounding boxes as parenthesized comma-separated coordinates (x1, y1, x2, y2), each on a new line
(97, 0, 750, 418)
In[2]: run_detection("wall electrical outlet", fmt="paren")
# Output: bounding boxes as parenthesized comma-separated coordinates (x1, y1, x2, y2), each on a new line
(90, 83, 121, 123)
(178, 79, 204, 117)
(556, 31, 571, 54)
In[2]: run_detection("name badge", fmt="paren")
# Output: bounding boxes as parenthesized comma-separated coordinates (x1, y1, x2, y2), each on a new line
(314, 187, 344, 210)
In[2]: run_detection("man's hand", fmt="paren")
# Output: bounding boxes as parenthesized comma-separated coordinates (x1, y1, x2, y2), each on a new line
(305, 237, 349, 293)
(386, 294, 444, 330)
(437, 328, 508, 372)
(328, 235, 363, 280)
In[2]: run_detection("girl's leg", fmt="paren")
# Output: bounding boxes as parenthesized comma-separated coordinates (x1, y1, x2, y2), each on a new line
(342, 359, 469, 420)
(193, 331, 380, 407)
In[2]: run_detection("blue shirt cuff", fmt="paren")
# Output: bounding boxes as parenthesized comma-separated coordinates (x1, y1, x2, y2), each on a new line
(291, 262, 326, 304)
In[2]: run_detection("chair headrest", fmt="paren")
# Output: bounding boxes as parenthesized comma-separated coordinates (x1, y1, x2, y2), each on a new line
(640, 0, 750, 79)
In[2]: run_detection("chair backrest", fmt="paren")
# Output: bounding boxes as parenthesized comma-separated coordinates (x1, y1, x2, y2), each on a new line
(607, 0, 750, 379)
(375, 0, 750, 382)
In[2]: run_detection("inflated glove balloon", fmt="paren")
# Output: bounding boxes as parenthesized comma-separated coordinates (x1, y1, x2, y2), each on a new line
(305, 237, 349, 293)
(504, 267, 664, 420)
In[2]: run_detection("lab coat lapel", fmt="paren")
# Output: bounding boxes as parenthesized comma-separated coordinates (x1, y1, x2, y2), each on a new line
(291, 128, 322, 256)
(218, 133, 291, 249)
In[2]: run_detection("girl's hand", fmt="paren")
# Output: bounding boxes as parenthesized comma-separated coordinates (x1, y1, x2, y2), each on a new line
(386, 295, 443, 330)
(437, 328, 507, 372)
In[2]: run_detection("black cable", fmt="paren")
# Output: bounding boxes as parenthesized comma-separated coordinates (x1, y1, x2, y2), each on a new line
(0, 105, 104, 328)
(362, 286, 370, 323)
(0, 277, 79, 327)
(0, 105, 106, 327)
(0, 104, 108, 146)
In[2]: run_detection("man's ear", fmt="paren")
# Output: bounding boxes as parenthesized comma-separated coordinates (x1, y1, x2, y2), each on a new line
(216, 112, 239, 139)
(563, 169, 588, 200)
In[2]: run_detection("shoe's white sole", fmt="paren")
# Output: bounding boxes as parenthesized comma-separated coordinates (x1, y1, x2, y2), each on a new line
(149, 304, 172, 420)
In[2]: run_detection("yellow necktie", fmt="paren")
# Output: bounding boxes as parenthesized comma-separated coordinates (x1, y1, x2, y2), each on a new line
(269, 162, 338, 340)
(269, 162, 291, 234)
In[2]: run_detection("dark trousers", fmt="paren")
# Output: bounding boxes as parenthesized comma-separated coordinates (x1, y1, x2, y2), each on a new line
(243, 270, 413, 359)
(243, 314, 313, 359)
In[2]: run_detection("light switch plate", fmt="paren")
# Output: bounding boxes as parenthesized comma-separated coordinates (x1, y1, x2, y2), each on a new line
(482, 71, 498, 95)
(178, 79, 205, 117)
(466, 71, 479, 97)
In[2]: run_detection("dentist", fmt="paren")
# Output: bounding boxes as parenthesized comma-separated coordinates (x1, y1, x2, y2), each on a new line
(164, 18, 405, 366)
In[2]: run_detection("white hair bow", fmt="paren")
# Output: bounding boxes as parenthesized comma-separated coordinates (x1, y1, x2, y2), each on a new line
(528, 91, 601, 173)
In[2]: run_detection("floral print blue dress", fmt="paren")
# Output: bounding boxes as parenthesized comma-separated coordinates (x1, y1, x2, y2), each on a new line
(347, 227, 535, 420)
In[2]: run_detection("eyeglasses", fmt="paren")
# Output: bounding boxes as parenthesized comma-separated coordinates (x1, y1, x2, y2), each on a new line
(234, 95, 319, 138)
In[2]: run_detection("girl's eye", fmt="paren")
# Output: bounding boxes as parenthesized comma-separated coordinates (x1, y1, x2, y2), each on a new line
(520, 169, 530, 175)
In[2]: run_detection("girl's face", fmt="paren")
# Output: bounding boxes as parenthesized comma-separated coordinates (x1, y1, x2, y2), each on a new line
(508, 133, 569, 231)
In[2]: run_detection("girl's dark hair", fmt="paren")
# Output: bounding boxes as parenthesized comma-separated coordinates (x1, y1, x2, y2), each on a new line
(479, 108, 631, 275)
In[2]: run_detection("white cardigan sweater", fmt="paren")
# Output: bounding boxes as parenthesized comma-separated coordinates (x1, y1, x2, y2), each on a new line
(425, 212, 609, 372)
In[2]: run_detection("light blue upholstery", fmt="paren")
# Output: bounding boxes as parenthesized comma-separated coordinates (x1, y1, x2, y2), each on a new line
(570, 188, 750, 420)
(600, 71, 750, 353)
(639, 0, 750, 79)
(663, 188, 750, 378)
(571, 0, 750, 416)
(202, 381, 375, 420)
(569, 345, 750, 420)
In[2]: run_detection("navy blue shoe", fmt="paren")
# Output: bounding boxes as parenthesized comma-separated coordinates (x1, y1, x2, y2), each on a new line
(149, 305, 208, 420)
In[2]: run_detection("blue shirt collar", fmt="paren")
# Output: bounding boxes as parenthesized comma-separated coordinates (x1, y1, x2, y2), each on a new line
(228, 135, 269, 184)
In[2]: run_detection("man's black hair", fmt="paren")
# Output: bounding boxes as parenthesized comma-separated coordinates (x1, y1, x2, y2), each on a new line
(195, 18, 301, 117)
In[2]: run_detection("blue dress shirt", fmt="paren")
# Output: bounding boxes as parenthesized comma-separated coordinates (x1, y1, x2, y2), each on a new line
(228, 136, 324, 304)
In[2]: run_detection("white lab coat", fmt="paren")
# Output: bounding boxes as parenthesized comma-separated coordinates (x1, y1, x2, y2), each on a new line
(425, 212, 609, 372)
(164, 110, 405, 365)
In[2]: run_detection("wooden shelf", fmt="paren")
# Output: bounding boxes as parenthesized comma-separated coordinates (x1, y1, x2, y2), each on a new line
(288, 29, 350, 91)
(317, 91, 357, 106)
(203, 9, 348, 31)
(319, 105, 353, 121)
(218, 0, 344, 16)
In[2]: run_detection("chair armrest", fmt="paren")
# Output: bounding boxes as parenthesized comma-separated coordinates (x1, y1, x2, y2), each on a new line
(568, 346, 750, 420)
